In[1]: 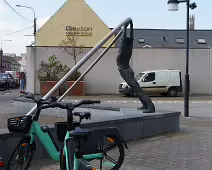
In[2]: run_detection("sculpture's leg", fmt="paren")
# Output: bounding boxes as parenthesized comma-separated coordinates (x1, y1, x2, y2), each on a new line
(119, 67, 155, 113)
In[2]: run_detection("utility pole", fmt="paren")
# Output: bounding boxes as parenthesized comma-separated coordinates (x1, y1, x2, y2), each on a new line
(34, 18, 37, 45)
(16, 5, 36, 45)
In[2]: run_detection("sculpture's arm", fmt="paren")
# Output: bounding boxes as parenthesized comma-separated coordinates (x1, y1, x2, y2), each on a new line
(122, 21, 134, 40)
(116, 20, 134, 70)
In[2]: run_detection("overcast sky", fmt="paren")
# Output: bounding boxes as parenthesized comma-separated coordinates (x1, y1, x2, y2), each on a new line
(0, 0, 211, 55)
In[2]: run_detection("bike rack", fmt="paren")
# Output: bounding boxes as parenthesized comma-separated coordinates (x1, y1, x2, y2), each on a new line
(26, 17, 133, 116)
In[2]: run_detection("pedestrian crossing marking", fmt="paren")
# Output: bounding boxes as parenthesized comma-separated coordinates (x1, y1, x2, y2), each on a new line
(62, 99, 212, 104)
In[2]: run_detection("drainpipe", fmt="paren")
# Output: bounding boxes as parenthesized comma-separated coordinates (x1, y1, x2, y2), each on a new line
(209, 46, 212, 95)
(34, 46, 36, 94)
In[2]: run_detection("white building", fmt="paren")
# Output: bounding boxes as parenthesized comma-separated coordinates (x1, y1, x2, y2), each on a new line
(25, 0, 212, 95)
(14, 53, 27, 72)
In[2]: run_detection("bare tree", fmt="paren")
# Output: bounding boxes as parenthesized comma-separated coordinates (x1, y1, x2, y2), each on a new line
(59, 34, 84, 65)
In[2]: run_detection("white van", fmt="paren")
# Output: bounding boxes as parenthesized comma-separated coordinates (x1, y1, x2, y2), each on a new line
(118, 69, 183, 97)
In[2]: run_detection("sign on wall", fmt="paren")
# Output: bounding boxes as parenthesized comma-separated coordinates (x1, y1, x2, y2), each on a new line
(66, 26, 92, 36)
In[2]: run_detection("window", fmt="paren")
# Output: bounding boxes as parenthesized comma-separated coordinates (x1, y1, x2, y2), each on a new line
(0, 74, 8, 80)
(197, 38, 206, 44)
(176, 38, 185, 44)
(138, 38, 145, 43)
(142, 44, 152, 48)
(135, 73, 145, 81)
(143, 72, 155, 82)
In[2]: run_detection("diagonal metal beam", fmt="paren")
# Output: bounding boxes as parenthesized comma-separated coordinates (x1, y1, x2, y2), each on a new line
(26, 17, 133, 116)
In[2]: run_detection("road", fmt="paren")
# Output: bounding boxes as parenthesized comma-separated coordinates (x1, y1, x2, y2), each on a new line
(1, 89, 212, 117)
(0, 90, 15, 103)
(65, 95, 212, 117)
(0, 90, 19, 114)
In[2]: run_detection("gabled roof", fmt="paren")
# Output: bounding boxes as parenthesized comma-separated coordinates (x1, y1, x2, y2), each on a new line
(13, 57, 22, 61)
(114, 29, 212, 49)
(36, 0, 113, 47)
(2, 56, 21, 65)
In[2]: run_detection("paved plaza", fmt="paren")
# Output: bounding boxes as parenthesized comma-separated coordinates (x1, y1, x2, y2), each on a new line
(29, 116, 212, 170)
(1, 90, 212, 169)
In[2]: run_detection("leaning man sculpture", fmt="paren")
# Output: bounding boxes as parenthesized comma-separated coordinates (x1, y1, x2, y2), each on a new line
(116, 22, 155, 113)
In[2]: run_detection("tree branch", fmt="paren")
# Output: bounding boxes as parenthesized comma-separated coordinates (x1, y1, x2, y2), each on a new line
(58, 34, 84, 65)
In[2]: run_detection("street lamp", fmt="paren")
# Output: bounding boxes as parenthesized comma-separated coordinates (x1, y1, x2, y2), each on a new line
(1, 40, 12, 50)
(16, 5, 36, 44)
(0, 40, 12, 73)
(167, 0, 197, 117)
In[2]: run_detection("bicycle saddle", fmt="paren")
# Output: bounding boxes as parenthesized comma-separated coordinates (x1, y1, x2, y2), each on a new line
(70, 127, 90, 140)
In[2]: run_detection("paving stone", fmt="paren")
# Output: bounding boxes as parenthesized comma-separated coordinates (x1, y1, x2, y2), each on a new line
(28, 116, 212, 170)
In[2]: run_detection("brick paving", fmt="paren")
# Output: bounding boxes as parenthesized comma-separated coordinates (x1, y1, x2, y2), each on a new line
(3, 90, 212, 169)
(24, 116, 212, 170)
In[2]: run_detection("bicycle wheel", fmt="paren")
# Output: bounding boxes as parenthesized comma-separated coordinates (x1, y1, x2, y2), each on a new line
(88, 135, 125, 170)
(7, 137, 35, 170)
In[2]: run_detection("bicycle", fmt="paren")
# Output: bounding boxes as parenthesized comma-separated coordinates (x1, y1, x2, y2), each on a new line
(7, 92, 128, 170)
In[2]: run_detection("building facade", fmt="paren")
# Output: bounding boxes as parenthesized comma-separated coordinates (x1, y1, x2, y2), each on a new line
(2, 56, 21, 72)
(14, 53, 27, 72)
(36, 0, 114, 48)
(26, 47, 212, 95)
(1, 56, 11, 73)
(25, 0, 212, 95)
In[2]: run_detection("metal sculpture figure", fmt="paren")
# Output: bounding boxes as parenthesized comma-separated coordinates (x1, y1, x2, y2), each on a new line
(116, 22, 155, 113)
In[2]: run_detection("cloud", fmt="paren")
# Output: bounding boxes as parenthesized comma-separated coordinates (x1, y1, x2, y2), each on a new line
(0, 22, 33, 55)
(0, 15, 50, 55)
(0, 5, 8, 13)
(0, 22, 22, 35)
(37, 16, 50, 29)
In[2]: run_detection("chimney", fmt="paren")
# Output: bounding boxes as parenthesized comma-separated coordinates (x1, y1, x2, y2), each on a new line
(189, 15, 195, 30)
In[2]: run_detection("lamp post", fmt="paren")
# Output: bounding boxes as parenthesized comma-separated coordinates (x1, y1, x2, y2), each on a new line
(167, 0, 197, 117)
(16, 5, 36, 45)
(0, 40, 12, 73)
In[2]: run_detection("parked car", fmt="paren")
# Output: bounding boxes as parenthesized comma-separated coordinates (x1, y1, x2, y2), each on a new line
(0, 156, 4, 169)
(5, 71, 19, 87)
(0, 73, 16, 90)
(118, 69, 183, 97)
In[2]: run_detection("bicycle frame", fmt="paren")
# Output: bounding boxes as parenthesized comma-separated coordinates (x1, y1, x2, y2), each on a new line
(28, 121, 60, 161)
(27, 120, 105, 170)
(64, 132, 104, 170)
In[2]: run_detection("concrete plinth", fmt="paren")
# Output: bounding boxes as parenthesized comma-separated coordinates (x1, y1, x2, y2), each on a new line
(0, 98, 180, 169)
